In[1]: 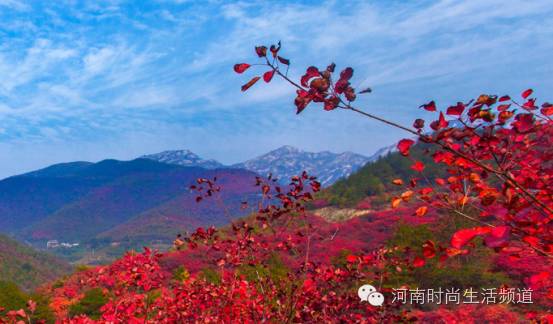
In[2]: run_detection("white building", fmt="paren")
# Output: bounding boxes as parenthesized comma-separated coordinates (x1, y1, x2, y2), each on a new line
(46, 240, 59, 248)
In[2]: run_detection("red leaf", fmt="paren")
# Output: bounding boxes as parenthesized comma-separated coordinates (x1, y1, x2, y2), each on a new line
(346, 255, 357, 263)
(255, 46, 267, 57)
(446, 248, 469, 257)
(344, 87, 356, 102)
(528, 271, 551, 289)
(419, 101, 436, 112)
(269, 41, 281, 57)
(484, 226, 510, 248)
(334, 78, 349, 94)
(339, 67, 354, 81)
(277, 56, 290, 65)
(14, 309, 26, 318)
(241, 76, 261, 92)
(415, 206, 428, 217)
(476, 94, 497, 106)
(391, 197, 401, 208)
(295, 89, 312, 114)
(451, 227, 491, 249)
(523, 236, 539, 247)
(419, 187, 433, 196)
(411, 161, 425, 173)
(413, 118, 425, 129)
(497, 104, 511, 111)
(262, 185, 270, 195)
(401, 190, 414, 201)
(234, 63, 251, 74)
(498, 95, 511, 102)
(413, 256, 425, 268)
(422, 240, 436, 258)
(540, 102, 553, 116)
(522, 98, 537, 110)
(430, 112, 449, 130)
(27, 300, 36, 313)
(498, 110, 514, 123)
(397, 139, 415, 156)
(300, 66, 320, 87)
(392, 179, 403, 185)
(512, 113, 535, 133)
(324, 96, 339, 111)
(263, 70, 275, 83)
(521, 88, 533, 99)
(310, 78, 329, 92)
(446, 102, 465, 116)
(302, 278, 316, 292)
(310, 180, 321, 192)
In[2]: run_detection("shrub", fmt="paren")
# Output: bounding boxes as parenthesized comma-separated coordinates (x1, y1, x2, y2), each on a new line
(68, 288, 107, 320)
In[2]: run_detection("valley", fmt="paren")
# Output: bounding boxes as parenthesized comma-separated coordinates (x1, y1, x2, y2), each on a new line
(0, 145, 383, 265)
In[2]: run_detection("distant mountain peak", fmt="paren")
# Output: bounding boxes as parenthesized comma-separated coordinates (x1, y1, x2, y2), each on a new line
(141, 149, 224, 169)
(233, 147, 370, 187)
(367, 144, 397, 161)
(272, 145, 302, 154)
(140, 146, 375, 186)
(166, 149, 193, 154)
(145, 149, 197, 158)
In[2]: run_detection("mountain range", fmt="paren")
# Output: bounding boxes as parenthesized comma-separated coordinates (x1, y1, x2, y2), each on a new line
(141, 150, 224, 169)
(0, 159, 259, 257)
(0, 144, 395, 263)
(141, 145, 394, 187)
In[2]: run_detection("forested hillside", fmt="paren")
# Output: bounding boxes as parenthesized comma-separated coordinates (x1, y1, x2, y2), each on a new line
(0, 234, 72, 291)
(0, 159, 260, 264)
(319, 143, 444, 207)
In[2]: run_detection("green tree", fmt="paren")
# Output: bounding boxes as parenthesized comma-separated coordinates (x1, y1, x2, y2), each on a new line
(319, 144, 443, 207)
(68, 288, 107, 320)
(0, 281, 27, 312)
(385, 219, 512, 309)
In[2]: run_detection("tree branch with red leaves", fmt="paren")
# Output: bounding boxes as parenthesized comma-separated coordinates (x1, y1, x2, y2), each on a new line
(234, 42, 553, 261)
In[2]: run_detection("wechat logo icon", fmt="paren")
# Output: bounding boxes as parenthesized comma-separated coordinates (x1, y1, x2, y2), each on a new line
(358, 284, 384, 306)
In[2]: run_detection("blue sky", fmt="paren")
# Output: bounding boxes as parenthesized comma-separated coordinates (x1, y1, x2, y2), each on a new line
(0, 0, 552, 178)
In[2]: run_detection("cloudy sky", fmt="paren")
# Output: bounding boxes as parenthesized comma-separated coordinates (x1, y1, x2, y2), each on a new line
(0, 0, 552, 178)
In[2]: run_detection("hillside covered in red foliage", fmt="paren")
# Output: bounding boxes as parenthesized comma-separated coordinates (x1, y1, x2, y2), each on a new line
(2, 44, 553, 323)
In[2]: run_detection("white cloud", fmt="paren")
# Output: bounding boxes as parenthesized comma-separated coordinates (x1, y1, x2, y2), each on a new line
(160, 9, 178, 22)
(0, 0, 28, 11)
(113, 86, 177, 108)
(0, 39, 77, 93)
(83, 47, 118, 75)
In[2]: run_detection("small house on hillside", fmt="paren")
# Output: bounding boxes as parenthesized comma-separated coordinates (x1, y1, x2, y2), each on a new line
(46, 240, 59, 248)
